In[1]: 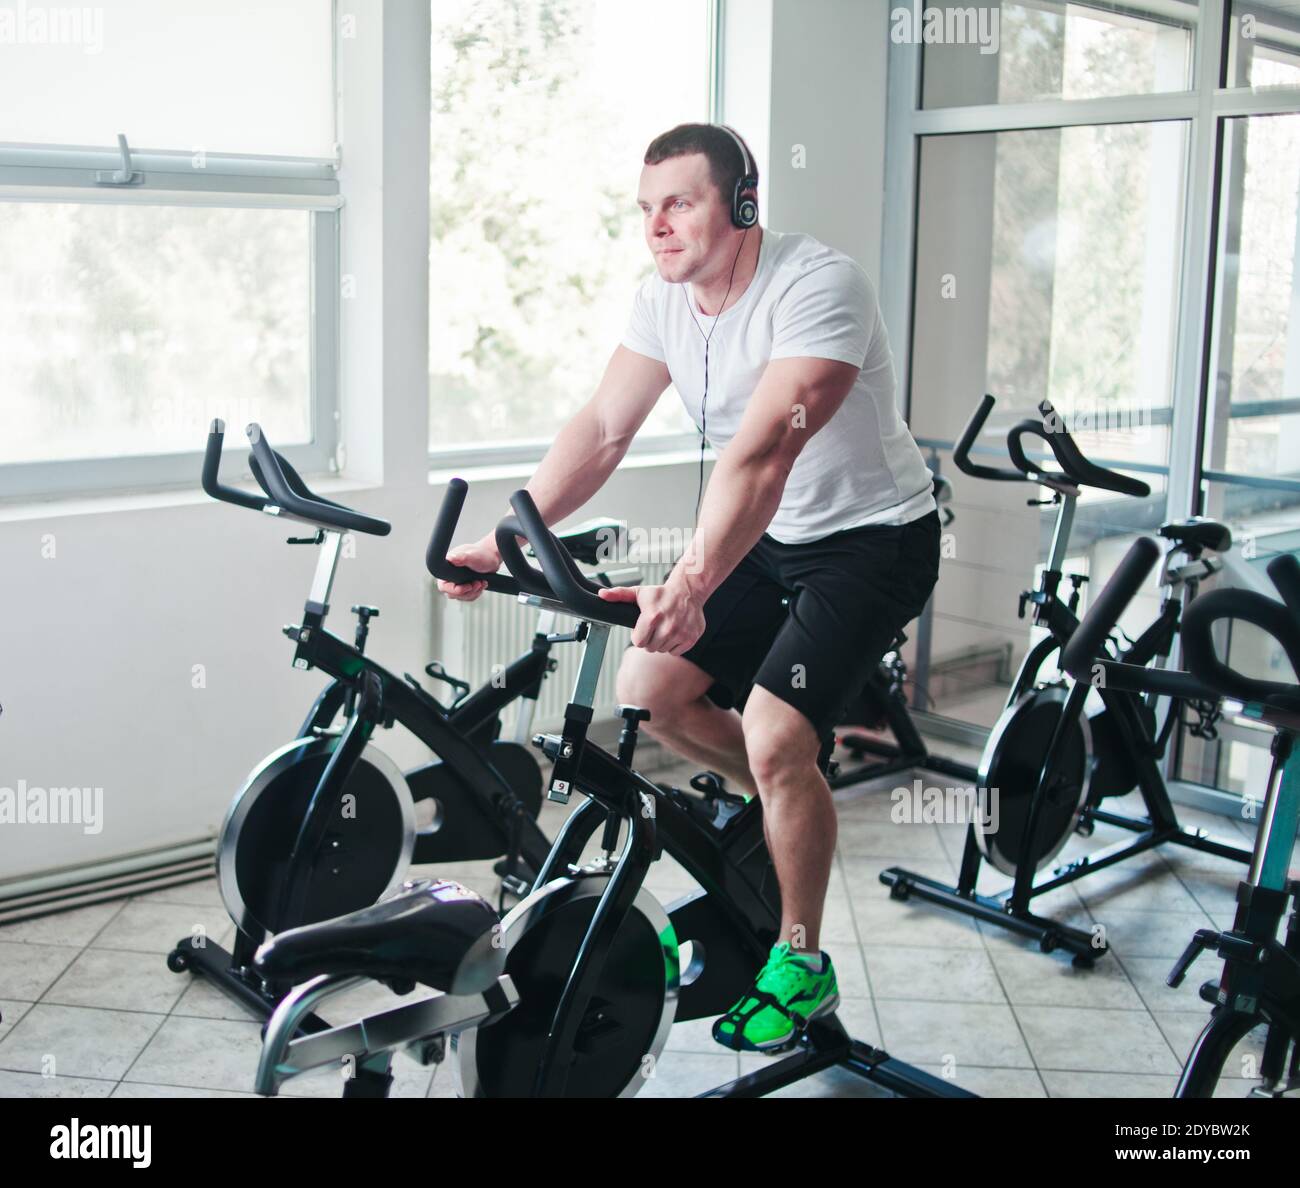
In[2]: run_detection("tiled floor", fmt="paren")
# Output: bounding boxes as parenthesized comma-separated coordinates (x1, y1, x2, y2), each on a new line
(0, 743, 1292, 1099)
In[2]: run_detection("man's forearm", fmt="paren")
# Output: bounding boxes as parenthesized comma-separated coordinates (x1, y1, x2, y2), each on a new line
(670, 448, 791, 602)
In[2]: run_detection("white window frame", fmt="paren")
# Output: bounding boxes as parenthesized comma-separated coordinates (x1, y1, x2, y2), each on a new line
(0, 5, 342, 500)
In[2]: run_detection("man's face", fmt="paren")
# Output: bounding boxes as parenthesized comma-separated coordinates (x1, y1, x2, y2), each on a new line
(637, 153, 735, 284)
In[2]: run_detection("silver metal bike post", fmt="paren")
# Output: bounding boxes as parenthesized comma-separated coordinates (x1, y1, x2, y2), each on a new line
(306, 529, 345, 615)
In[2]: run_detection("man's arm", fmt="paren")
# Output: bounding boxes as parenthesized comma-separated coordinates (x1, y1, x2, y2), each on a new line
(600, 355, 859, 650)
(439, 345, 670, 597)
(674, 356, 859, 599)
(524, 345, 671, 524)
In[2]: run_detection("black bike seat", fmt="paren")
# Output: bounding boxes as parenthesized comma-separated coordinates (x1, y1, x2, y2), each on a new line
(1159, 518, 1232, 554)
(253, 878, 504, 996)
(553, 518, 626, 566)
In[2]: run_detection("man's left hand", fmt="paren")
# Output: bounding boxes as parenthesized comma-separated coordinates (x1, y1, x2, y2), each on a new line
(598, 581, 706, 654)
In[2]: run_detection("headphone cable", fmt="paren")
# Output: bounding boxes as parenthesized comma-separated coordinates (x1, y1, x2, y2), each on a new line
(682, 227, 748, 529)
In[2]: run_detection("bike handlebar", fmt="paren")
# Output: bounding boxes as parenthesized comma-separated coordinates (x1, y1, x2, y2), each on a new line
(203, 420, 270, 513)
(425, 478, 524, 597)
(1061, 537, 1300, 710)
(246, 426, 390, 536)
(508, 491, 638, 627)
(953, 395, 1150, 498)
(953, 395, 1025, 483)
(426, 481, 640, 629)
(202, 420, 391, 537)
(1059, 536, 1160, 682)
(1181, 564, 1300, 707)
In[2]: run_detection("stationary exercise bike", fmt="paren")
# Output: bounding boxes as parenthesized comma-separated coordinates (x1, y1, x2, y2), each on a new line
(881, 396, 1252, 963)
(243, 481, 979, 1099)
(1063, 537, 1300, 1096)
(168, 421, 623, 1030)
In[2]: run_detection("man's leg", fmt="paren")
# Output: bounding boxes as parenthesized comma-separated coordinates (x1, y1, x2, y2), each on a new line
(615, 647, 758, 796)
(740, 685, 835, 954)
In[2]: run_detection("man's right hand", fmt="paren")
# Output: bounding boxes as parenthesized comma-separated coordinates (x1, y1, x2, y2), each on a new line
(436, 535, 501, 602)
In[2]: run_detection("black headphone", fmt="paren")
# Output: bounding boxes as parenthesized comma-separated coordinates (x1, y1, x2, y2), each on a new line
(716, 124, 758, 229)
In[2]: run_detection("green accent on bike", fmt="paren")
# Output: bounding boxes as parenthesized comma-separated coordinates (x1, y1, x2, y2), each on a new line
(660, 924, 681, 993)
(712, 942, 839, 1052)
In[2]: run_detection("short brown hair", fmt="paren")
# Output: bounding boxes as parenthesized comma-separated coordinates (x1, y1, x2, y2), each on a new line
(643, 123, 758, 208)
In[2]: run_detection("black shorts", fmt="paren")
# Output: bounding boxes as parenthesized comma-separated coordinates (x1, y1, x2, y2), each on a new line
(679, 511, 942, 743)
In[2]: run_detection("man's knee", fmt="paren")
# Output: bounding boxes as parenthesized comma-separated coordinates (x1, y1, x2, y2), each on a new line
(742, 688, 822, 787)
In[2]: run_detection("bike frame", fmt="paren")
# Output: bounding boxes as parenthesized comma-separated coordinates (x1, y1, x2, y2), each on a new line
(1175, 712, 1300, 1096)
(884, 486, 1252, 961)
(503, 593, 974, 1099)
(280, 531, 557, 900)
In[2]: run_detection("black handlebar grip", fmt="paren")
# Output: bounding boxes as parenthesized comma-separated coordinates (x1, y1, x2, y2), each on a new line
(1266, 553, 1300, 627)
(426, 478, 470, 580)
(1181, 587, 1300, 706)
(1060, 537, 1161, 680)
(201, 418, 268, 513)
(952, 394, 1027, 483)
(1037, 400, 1150, 499)
(1006, 419, 1057, 483)
(246, 425, 391, 537)
(424, 480, 521, 596)
(1092, 661, 1218, 701)
(494, 514, 554, 599)
(508, 490, 639, 629)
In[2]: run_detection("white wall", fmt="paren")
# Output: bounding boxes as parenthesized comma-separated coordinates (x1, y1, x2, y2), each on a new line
(0, 0, 898, 887)
(725, 0, 891, 278)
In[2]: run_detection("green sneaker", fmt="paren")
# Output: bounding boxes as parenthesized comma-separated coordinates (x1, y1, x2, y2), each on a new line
(712, 943, 840, 1052)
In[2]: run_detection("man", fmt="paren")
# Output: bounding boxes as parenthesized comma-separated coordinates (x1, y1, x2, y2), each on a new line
(437, 123, 940, 1053)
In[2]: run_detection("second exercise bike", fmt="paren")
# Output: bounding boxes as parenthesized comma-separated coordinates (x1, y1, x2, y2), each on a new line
(882, 395, 1252, 964)
(168, 421, 622, 1030)
(1063, 536, 1300, 1096)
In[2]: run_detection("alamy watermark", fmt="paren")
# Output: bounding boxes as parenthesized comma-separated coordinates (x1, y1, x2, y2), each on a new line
(0, 780, 104, 833)
(890, 3, 1000, 55)
(593, 524, 704, 574)
(1040, 401, 1154, 443)
(0, 3, 104, 53)
(891, 777, 999, 831)
(50, 1118, 150, 1168)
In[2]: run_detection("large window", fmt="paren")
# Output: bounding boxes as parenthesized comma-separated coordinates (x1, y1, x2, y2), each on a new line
(1179, 103, 1300, 795)
(888, 0, 1300, 815)
(0, 204, 313, 467)
(0, 0, 338, 497)
(908, 116, 1185, 730)
(428, 0, 712, 455)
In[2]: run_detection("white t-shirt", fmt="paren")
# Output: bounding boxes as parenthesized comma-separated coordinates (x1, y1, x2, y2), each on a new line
(621, 227, 935, 544)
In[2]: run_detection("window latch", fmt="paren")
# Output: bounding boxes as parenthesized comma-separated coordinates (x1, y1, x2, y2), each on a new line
(94, 133, 144, 187)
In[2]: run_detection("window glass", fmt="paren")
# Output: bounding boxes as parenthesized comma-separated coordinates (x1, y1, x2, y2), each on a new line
(921, 0, 1194, 109)
(429, 0, 708, 448)
(0, 203, 312, 465)
(0, 0, 335, 156)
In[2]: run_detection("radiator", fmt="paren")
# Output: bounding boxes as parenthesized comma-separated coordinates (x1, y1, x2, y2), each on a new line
(434, 563, 675, 734)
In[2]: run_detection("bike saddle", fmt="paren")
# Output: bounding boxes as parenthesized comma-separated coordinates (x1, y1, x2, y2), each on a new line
(1158, 518, 1232, 554)
(253, 878, 505, 996)
(551, 518, 627, 566)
